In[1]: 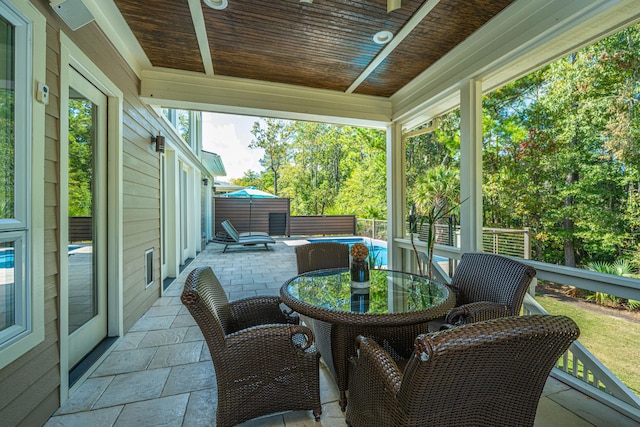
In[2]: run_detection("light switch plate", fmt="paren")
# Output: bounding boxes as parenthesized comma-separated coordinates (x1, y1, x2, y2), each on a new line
(36, 82, 49, 105)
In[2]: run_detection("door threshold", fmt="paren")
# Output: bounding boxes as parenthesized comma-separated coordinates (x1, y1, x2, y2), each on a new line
(69, 336, 118, 387)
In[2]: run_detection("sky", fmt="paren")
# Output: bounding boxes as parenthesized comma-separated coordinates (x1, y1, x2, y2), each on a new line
(202, 112, 265, 180)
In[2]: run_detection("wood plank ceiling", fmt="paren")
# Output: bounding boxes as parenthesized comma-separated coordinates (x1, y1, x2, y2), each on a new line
(114, 0, 515, 98)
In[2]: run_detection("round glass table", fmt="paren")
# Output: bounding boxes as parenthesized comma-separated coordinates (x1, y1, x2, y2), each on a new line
(280, 268, 454, 410)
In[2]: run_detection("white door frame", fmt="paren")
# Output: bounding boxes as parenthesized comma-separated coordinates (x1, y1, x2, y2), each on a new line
(58, 32, 123, 402)
(66, 67, 108, 368)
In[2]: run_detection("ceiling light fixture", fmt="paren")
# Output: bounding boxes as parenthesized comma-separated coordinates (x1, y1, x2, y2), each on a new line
(373, 30, 394, 45)
(204, 0, 228, 10)
(387, 0, 401, 12)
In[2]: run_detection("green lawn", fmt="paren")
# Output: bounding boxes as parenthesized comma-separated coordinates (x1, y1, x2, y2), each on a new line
(535, 294, 640, 396)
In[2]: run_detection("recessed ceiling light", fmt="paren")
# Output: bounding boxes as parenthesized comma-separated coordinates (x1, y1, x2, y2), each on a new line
(373, 31, 393, 45)
(204, 0, 228, 10)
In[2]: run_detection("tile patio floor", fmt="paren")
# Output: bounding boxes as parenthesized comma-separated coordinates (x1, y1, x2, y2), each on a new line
(45, 240, 639, 427)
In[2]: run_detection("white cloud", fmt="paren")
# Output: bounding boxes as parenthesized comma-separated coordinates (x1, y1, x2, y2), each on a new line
(202, 112, 264, 180)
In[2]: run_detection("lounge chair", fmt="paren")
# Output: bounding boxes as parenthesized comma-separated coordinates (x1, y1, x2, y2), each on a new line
(220, 220, 275, 253)
(222, 219, 270, 238)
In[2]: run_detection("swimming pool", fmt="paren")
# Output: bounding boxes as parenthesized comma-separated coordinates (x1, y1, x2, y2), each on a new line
(306, 237, 447, 269)
(0, 245, 85, 269)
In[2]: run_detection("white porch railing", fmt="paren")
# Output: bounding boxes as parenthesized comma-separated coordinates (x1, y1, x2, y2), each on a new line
(394, 237, 640, 423)
(356, 218, 531, 259)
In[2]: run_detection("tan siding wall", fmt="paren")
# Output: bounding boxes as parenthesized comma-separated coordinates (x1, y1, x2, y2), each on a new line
(0, 1, 182, 424)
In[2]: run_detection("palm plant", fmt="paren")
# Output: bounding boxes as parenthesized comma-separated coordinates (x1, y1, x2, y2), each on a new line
(409, 166, 460, 278)
(586, 259, 639, 309)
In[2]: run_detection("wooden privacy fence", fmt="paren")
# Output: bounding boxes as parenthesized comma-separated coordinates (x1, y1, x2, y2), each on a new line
(214, 197, 291, 236)
(289, 215, 356, 236)
(69, 216, 92, 242)
(213, 197, 357, 237)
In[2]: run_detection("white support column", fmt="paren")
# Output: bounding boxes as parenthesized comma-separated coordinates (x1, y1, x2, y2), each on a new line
(459, 79, 483, 253)
(386, 121, 405, 270)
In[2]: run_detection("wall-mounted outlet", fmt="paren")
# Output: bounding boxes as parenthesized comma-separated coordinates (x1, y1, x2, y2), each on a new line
(36, 82, 49, 105)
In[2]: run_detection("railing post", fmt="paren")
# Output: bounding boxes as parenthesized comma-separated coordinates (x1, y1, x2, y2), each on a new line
(524, 227, 530, 259)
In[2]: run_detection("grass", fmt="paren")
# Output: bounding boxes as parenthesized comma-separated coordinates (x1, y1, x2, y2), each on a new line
(535, 294, 640, 396)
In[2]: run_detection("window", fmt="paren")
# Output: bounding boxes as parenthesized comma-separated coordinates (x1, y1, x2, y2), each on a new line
(0, 7, 27, 349)
(161, 108, 200, 151)
(0, 0, 44, 366)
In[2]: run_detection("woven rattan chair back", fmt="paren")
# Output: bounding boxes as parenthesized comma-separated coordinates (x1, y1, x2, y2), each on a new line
(295, 242, 349, 274)
(181, 266, 322, 427)
(346, 315, 579, 427)
(182, 265, 233, 340)
(451, 252, 536, 315)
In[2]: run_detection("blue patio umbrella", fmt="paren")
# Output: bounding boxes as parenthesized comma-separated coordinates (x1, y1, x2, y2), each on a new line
(222, 186, 278, 232)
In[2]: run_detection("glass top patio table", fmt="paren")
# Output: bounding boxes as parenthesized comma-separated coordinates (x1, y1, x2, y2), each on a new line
(280, 268, 455, 411)
(281, 268, 453, 320)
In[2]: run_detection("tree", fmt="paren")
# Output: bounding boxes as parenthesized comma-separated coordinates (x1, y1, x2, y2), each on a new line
(68, 99, 94, 217)
(249, 118, 290, 195)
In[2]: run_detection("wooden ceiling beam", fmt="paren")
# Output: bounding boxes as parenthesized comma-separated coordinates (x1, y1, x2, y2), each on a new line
(188, 0, 214, 75)
(140, 70, 392, 128)
(346, 0, 440, 94)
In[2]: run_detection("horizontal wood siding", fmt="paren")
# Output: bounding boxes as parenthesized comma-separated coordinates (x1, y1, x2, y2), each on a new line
(290, 215, 357, 236)
(0, 17, 65, 427)
(0, 1, 180, 424)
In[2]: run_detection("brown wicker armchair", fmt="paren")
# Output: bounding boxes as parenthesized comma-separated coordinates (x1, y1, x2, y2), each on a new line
(181, 266, 322, 427)
(346, 315, 579, 427)
(438, 252, 536, 327)
(294, 242, 350, 274)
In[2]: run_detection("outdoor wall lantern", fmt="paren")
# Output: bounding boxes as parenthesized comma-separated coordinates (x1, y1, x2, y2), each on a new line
(203, 178, 209, 186)
(151, 133, 165, 153)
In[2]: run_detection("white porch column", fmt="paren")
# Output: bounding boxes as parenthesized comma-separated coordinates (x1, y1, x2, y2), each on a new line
(459, 79, 483, 253)
(386, 121, 405, 270)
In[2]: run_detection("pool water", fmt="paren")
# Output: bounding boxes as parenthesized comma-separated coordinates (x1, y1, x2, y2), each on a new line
(307, 237, 387, 267)
(0, 245, 84, 268)
(0, 250, 14, 269)
(306, 237, 447, 269)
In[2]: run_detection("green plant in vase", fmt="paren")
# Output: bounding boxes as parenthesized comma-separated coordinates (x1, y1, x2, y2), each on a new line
(409, 165, 461, 278)
(409, 202, 458, 278)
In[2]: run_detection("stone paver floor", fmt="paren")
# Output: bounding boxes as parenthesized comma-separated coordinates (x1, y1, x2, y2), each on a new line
(45, 240, 638, 426)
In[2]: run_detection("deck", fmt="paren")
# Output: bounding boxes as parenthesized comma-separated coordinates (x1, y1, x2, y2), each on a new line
(45, 240, 639, 426)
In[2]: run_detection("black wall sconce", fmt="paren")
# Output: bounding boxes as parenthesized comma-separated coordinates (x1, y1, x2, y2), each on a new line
(202, 178, 209, 186)
(151, 133, 165, 153)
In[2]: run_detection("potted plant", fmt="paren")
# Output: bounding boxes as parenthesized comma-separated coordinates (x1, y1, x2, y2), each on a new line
(409, 202, 458, 278)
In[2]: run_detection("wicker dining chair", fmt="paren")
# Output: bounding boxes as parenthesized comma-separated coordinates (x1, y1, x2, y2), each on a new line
(346, 314, 580, 427)
(437, 252, 536, 328)
(181, 266, 322, 427)
(294, 242, 350, 274)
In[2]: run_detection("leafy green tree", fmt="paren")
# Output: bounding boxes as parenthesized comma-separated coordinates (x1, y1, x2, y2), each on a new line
(250, 118, 291, 195)
(68, 99, 93, 217)
(0, 87, 15, 219)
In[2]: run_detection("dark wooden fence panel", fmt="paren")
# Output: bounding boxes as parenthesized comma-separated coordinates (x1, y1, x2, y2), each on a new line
(69, 216, 92, 242)
(214, 197, 291, 236)
(213, 197, 357, 237)
(289, 215, 356, 236)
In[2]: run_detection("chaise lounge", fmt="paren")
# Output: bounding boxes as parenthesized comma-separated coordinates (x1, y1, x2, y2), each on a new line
(219, 220, 275, 253)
